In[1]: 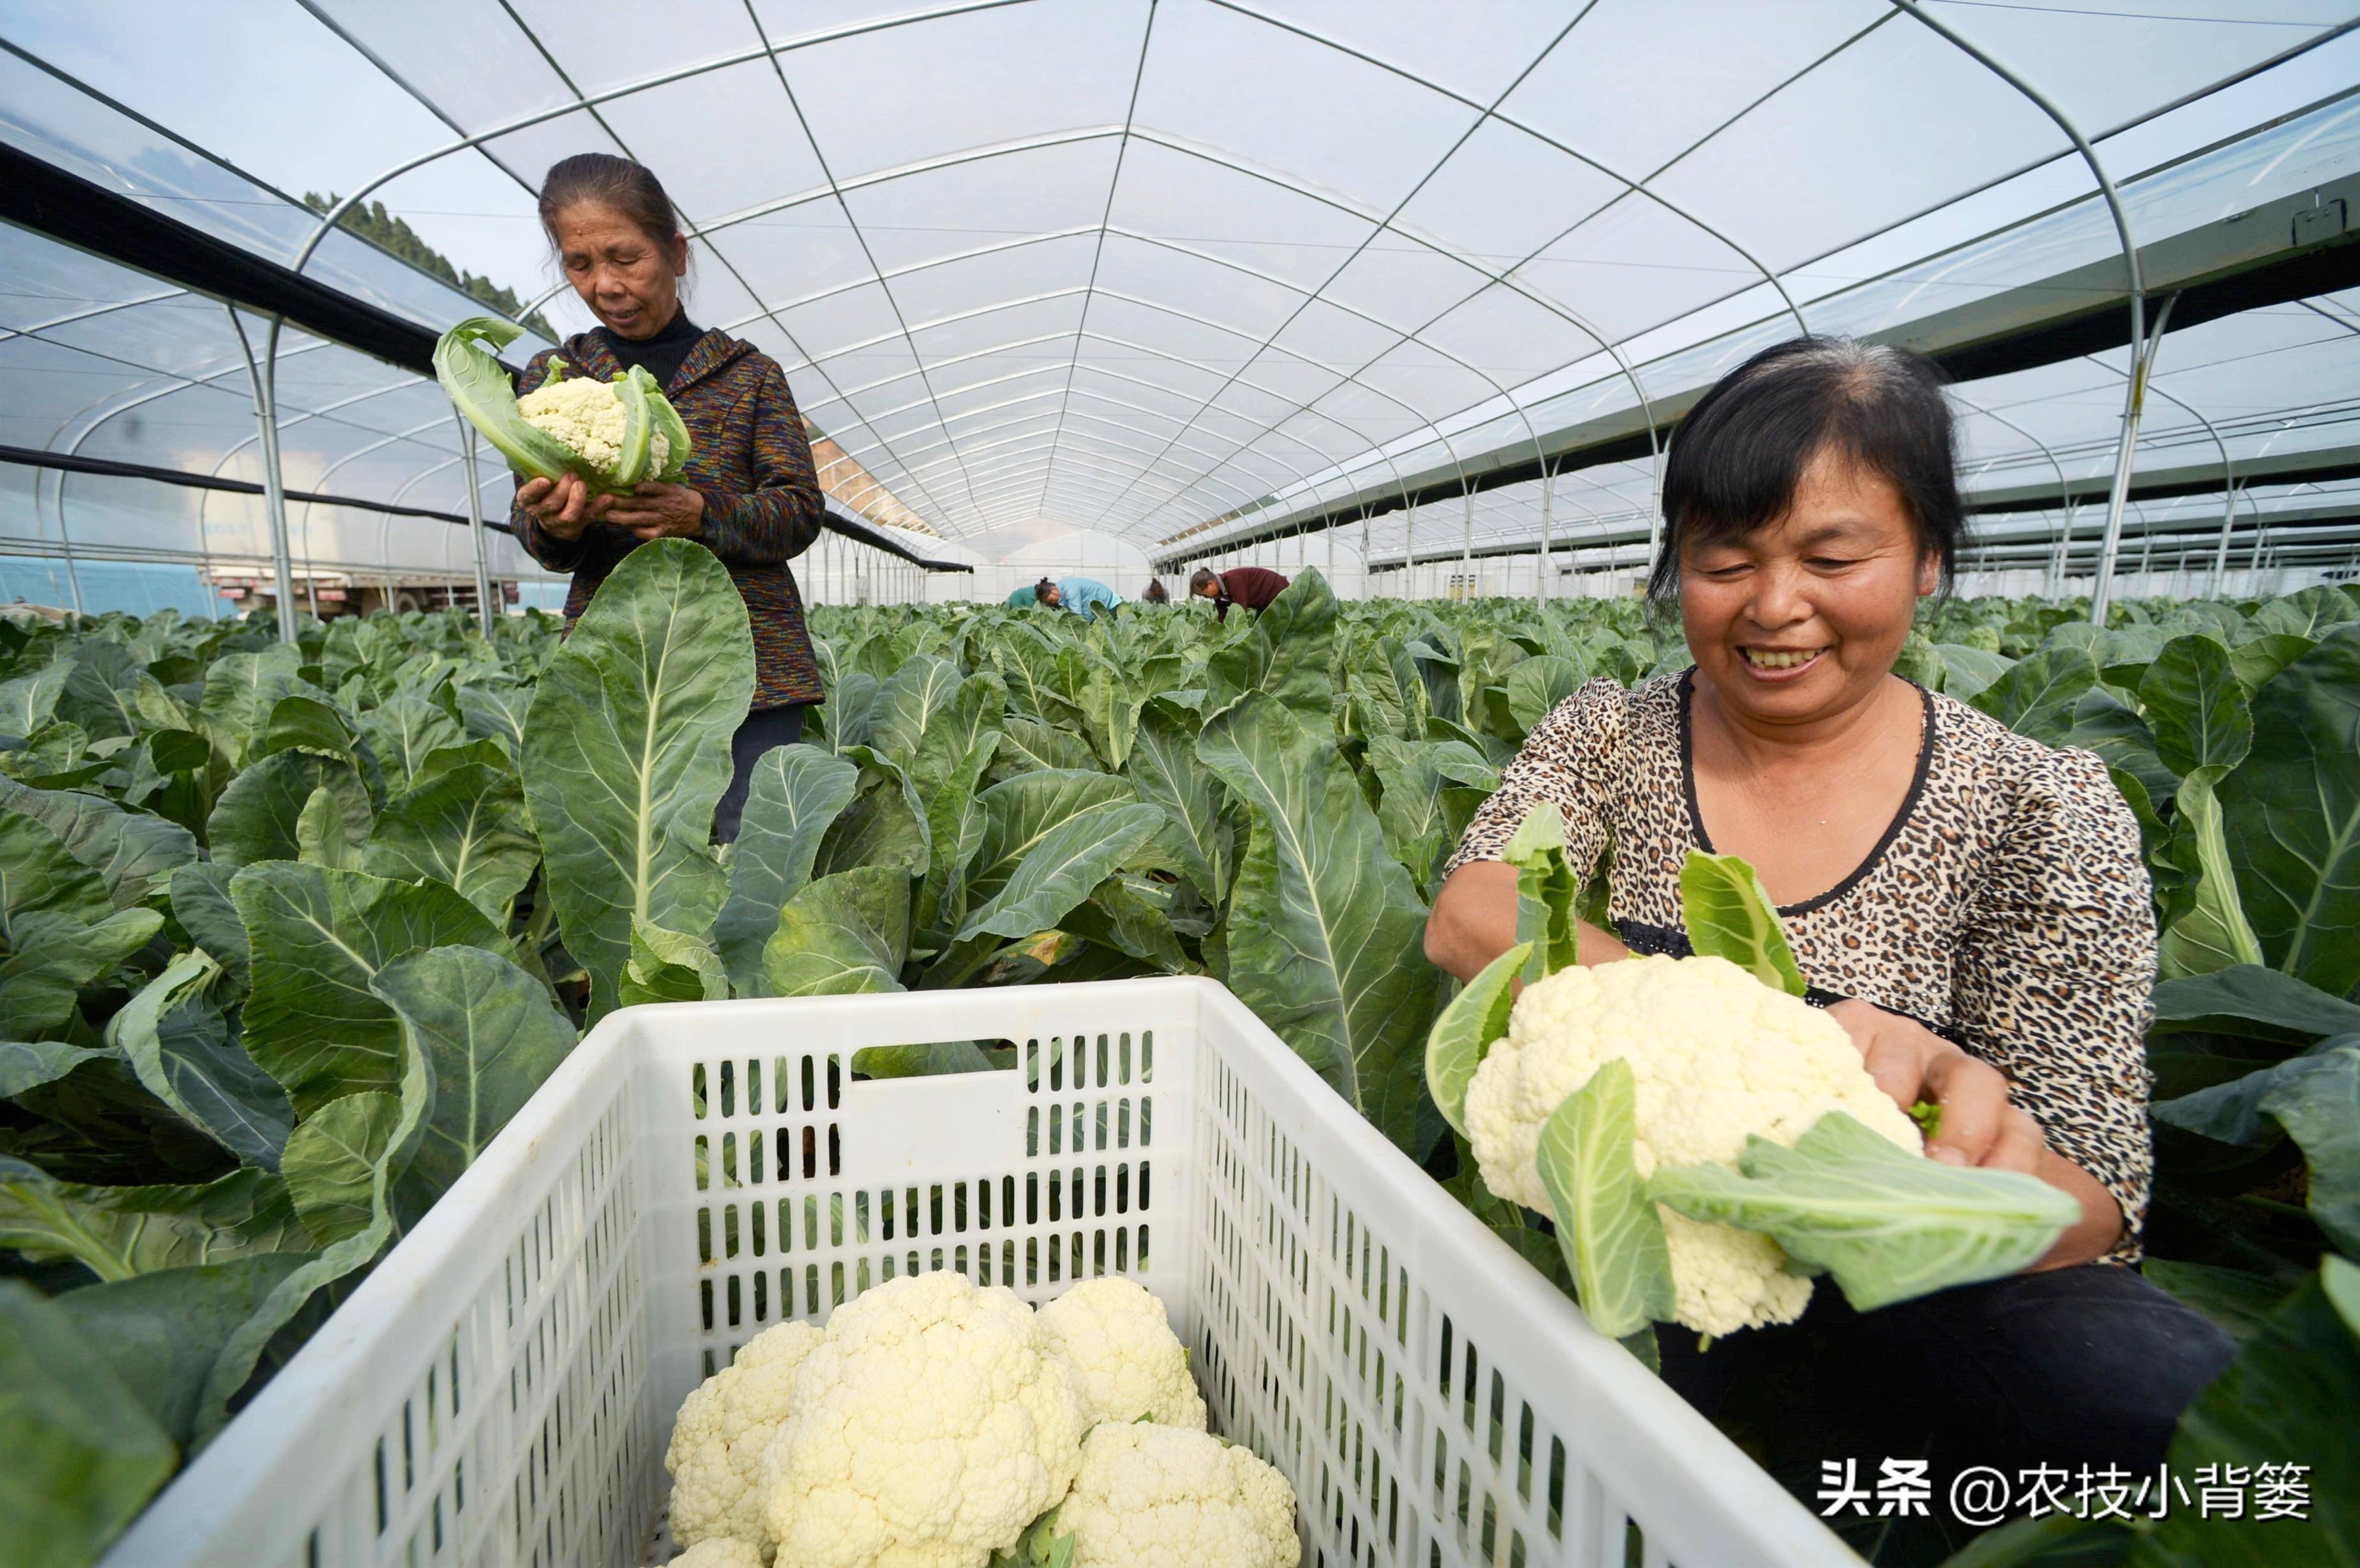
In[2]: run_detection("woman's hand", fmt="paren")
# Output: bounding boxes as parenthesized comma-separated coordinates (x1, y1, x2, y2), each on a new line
(517, 473, 607, 540)
(1827, 998, 2123, 1269)
(1825, 998, 2046, 1172)
(604, 481, 705, 541)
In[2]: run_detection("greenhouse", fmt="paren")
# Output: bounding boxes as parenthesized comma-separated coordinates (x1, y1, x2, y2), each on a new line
(3, 5, 2356, 1568)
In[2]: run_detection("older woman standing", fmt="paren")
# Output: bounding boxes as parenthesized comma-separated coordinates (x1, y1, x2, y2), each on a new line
(1425, 338, 2233, 1487)
(510, 154, 826, 841)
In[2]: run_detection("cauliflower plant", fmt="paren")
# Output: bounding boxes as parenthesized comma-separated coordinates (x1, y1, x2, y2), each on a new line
(665, 1539, 765, 1568)
(1037, 1278, 1207, 1431)
(1465, 954, 1923, 1335)
(517, 373, 669, 481)
(758, 1270, 1089, 1568)
(1054, 1421, 1301, 1568)
(664, 1318, 824, 1557)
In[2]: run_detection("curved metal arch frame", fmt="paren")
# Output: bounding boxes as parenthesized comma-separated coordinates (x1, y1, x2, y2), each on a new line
(253, 0, 2348, 604)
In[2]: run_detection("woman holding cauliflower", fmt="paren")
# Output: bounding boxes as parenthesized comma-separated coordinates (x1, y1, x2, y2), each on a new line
(510, 154, 827, 840)
(1425, 337, 2233, 1483)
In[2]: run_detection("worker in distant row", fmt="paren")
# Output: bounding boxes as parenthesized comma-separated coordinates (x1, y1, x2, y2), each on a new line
(1142, 578, 1170, 604)
(1188, 564, 1289, 620)
(1055, 575, 1122, 620)
(1005, 577, 1055, 610)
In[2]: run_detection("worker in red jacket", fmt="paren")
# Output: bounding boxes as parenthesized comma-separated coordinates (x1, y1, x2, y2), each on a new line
(1188, 565, 1289, 621)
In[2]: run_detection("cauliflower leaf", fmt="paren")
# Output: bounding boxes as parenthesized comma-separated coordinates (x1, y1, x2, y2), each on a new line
(1648, 1110, 2081, 1311)
(1679, 850, 1806, 997)
(1534, 1059, 1674, 1338)
(1425, 938, 1528, 1140)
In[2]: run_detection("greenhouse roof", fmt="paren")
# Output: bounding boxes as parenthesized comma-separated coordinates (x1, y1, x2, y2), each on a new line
(4, 0, 2359, 585)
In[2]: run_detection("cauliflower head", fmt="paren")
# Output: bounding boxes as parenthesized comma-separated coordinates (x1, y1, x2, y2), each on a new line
(759, 1270, 1088, 1568)
(516, 374, 668, 481)
(664, 1318, 824, 1557)
(665, 1539, 765, 1568)
(1056, 1422, 1301, 1568)
(1037, 1278, 1207, 1431)
(1464, 954, 1923, 1335)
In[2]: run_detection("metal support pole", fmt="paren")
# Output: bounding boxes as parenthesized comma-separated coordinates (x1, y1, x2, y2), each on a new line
(2211, 485, 2240, 599)
(1461, 487, 1474, 601)
(2090, 292, 2178, 623)
(1538, 463, 1551, 607)
(1360, 509, 1371, 601)
(1405, 501, 1417, 598)
(458, 422, 496, 636)
(231, 311, 299, 644)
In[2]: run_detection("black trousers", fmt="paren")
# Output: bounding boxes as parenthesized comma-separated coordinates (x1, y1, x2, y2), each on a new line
(713, 704, 806, 843)
(1662, 1263, 2238, 1561)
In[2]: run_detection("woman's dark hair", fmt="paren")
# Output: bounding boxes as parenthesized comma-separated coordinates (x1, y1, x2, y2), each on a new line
(1189, 567, 1219, 595)
(1143, 578, 1169, 603)
(1649, 335, 1963, 602)
(1034, 576, 1058, 598)
(538, 154, 684, 253)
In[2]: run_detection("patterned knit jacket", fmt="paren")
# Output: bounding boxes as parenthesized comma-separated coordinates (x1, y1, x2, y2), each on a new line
(509, 329, 828, 707)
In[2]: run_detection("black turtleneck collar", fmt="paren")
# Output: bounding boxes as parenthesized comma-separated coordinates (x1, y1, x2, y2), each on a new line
(599, 306, 703, 392)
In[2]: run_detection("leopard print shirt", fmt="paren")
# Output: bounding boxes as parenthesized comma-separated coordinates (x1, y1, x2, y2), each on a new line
(1447, 671, 2157, 1264)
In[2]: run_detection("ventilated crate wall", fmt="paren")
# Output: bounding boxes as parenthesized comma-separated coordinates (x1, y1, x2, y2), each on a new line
(111, 982, 1848, 1568)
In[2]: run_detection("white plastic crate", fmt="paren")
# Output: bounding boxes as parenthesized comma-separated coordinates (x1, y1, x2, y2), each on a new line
(105, 978, 1857, 1568)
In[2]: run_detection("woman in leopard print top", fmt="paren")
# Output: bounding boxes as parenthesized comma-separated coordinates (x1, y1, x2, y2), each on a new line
(1426, 337, 2232, 1488)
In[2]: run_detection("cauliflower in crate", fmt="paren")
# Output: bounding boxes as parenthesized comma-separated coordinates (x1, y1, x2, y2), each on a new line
(663, 1318, 824, 1554)
(1036, 1277, 1207, 1431)
(1049, 1421, 1300, 1568)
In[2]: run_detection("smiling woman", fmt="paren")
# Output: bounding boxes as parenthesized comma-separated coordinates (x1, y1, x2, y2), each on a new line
(507, 154, 828, 841)
(1423, 336, 2236, 1489)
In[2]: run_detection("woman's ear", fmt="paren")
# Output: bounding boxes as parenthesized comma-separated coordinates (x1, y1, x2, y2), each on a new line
(1915, 547, 1941, 598)
(670, 233, 690, 277)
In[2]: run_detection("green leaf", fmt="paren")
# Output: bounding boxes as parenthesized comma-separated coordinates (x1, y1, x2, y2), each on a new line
(0, 780, 197, 909)
(195, 1019, 434, 1443)
(0, 659, 71, 743)
(1116, 702, 1233, 904)
(2219, 623, 2360, 997)
(620, 917, 730, 1007)
(205, 750, 373, 869)
(1534, 1058, 1676, 1337)
(56, 1252, 314, 1450)
(2134, 1269, 2360, 1568)
(813, 747, 932, 883)
(0, 1039, 111, 1097)
(295, 783, 365, 869)
(0, 806, 112, 941)
(433, 316, 588, 487)
(1203, 568, 1334, 721)
(232, 862, 503, 1116)
(952, 802, 1163, 944)
(520, 538, 752, 1018)
(2157, 765, 2266, 979)
(2141, 1258, 2298, 1346)
(716, 746, 859, 993)
(1502, 802, 1582, 982)
(1971, 646, 2099, 744)
(372, 945, 577, 1225)
(992, 714, 1102, 780)
(2256, 1045, 2360, 1255)
(168, 862, 248, 990)
(1500, 655, 1583, 739)
(2225, 631, 2313, 695)
(1929, 643, 2012, 703)
(1368, 736, 1494, 895)
(195, 645, 305, 768)
(1197, 693, 1432, 1150)
(761, 866, 911, 996)
(361, 760, 538, 922)
(1679, 850, 1806, 996)
(2149, 964, 2360, 1043)
(1425, 941, 1529, 1141)
(109, 950, 291, 1171)
(0, 1157, 308, 1283)
(2327, 1253, 2360, 1342)
(2139, 633, 2251, 775)
(0, 1280, 176, 1567)
(1646, 1110, 2080, 1312)
(280, 1091, 405, 1247)
(0, 906, 165, 1039)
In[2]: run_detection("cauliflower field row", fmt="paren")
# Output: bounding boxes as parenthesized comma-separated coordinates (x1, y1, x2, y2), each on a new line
(2, 548, 2355, 1566)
